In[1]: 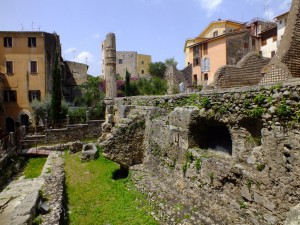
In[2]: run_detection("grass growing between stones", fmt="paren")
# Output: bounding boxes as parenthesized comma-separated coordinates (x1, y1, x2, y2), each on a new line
(64, 152, 158, 225)
(23, 157, 47, 179)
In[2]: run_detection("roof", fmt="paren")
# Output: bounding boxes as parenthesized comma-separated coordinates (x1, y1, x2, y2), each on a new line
(260, 23, 277, 34)
(275, 11, 289, 20)
(197, 19, 245, 38)
(188, 30, 248, 48)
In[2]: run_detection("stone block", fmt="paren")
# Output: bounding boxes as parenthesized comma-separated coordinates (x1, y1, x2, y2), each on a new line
(81, 143, 99, 162)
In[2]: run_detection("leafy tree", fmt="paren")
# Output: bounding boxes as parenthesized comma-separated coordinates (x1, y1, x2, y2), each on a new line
(51, 51, 62, 121)
(165, 57, 178, 67)
(131, 77, 167, 96)
(125, 69, 131, 96)
(75, 76, 105, 120)
(148, 62, 167, 78)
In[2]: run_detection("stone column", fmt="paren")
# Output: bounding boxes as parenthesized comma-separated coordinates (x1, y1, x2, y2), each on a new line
(105, 33, 117, 99)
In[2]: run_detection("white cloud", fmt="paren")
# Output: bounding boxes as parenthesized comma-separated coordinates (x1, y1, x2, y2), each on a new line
(75, 51, 94, 64)
(193, 0, 223, 17)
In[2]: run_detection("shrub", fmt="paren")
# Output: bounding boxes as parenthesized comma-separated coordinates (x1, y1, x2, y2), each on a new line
(276, 100, 292, 120)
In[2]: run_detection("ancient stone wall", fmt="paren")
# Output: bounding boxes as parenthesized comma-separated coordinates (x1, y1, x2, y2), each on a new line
(44, 120, 102, 144)
(214, 52, 270, 88)
(165, 64, 192, 94)
(101, 80, 300, 224)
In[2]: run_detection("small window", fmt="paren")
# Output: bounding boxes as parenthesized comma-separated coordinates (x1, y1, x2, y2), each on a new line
(28, 37, 36, 47)
(203, 43, 208, 55)
(204, 74, 208, 81)
(280, 20, 282, 24)
(30, 61, 38, 73)
(141, 61, 144, 65)
(285, 18, 287, 25)
(213, 31, 218, 37)
(271, 51, 276, 57)
(4, 90, 17, 102)
(28, 90, 41, 102)
(4, 37, 12, 47)
(142, 70, 144, 74)
(6, 61, 14, 74)
(193, 58, 199, 66)
(118, 59, 123, 64)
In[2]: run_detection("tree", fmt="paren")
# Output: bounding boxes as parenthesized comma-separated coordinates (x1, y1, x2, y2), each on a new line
(148, 62, 167, 78)
(131, 77, 167, 96)
(51, 51, 62, 121)
(125, 69, 131, 96)
(165, 57, 178, 67)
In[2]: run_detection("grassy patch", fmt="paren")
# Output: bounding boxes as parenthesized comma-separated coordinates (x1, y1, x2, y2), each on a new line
(23, 157, 47, 179)
(65, 152, 158, 225)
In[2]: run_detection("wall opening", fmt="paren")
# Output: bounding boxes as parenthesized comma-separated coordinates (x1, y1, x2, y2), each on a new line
(190, 118, 232, 155)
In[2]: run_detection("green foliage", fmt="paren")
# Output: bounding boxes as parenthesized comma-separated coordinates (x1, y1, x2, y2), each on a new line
(201, 97, 211, 109)
(32, 215, 42, 225)
(51, 51, 62, 121)
(164, 57, 178, 67)
(125, 69, 131, 96)
(172, 86, 180, 94)
(148, 62, 167, 78)
(239, 201, 248, 209)
(116, 73, 123, 80)
(76, 76, 105, 119)
(65, 152, 157, 225)
(218, 105, 228, 114)
(253, 94, 266, 105)
(195, 158, 202, 171)
(276, 100, 292, 120)
(182, 163, 188, 176)
(270, 83, 283, 91)
(209, 172, 214, 184)
(185, 151, 194, 163)
(68, 107, 86, 124)
(256, 163, 265, 171)
(131, 77, 167, 96)
(23, 157, 47, 179)
(247, 107, 265, 118)
(243, 99, 251, 108)
(246, 179, 252, 191)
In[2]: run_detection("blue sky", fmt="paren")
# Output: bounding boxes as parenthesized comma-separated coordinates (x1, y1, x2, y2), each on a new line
(1, 0, 291, 76)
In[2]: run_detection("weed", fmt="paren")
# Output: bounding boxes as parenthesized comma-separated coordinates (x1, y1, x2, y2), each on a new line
(182, 163, 188, 176)
(209, 172, 214, 184)
(254, 94, 266, 106)
(276, 100, 292, 120)
(185, 151, 194, 163)
(218, 105, 228, 114)
(243, 99, 251, 108)
(246, 179, 252, 191)
(256, 163, 265, 171)
(195, 158, 202, 171)
(239, 201, 248, 209)
(32, 215, 42, 225)
(270, 83, 283, 91)
(201, 97, 211, 109)
(247, 107, 265, 118)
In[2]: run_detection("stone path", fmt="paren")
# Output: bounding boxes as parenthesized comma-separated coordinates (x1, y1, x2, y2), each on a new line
(0, 178, 44, 225)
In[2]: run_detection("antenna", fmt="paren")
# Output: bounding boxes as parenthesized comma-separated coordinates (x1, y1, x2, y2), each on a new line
(264, 4, 270, 20)
(39, 26, 41, 31)
(32, 22, 34, 31)
(21, 24, 24, 31)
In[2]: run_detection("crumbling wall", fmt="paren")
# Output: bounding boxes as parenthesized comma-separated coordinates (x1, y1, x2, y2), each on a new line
(101, 81, 300, 224)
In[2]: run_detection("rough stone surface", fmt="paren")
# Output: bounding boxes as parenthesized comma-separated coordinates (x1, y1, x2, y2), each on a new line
(81, 143, 99, 162)
(285, 203, 300, 225)
(100, 81, 300, 224)
(69, 140, 83, 153)
(105, 33, 117, 98)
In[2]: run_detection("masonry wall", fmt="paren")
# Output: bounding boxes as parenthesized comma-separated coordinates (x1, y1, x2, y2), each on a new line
(103, 80, 300, 224)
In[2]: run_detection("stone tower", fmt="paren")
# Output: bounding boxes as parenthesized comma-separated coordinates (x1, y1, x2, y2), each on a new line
(104, 33, 117, 98)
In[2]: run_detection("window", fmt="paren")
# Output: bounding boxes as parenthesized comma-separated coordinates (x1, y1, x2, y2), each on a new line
(271, 51, 276, 57)
(4, 90, 17, 102)
(28, 90, 41, 102)
(193, 46, 199, 56)
(213, 31, 218, 37)
(193, 74, 197, 85)
(118, 59, 123, 64)
(201, 58, 210, 72)
(285, 18, 287, 25)
(6, 61, 14, 74)
(30, 61, 38, 73)
(28, 37, 36, 47)
(193, 58, 199, 66)
(141, 61, 144, 65)
(252, 38, 256, 47)
(280, 20, 282, 24)
(4, 37, 12, 47)
(142, 70, 144, 74)
(203, 43, 208, 55)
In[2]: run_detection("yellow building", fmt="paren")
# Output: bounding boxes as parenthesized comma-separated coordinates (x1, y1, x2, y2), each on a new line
(137, 54, 152, 78)
(0, 31, 61, 132)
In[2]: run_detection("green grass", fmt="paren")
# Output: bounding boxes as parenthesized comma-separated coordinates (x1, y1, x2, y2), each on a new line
(23, 157, 47, 179)
(65, 152, 158, 225)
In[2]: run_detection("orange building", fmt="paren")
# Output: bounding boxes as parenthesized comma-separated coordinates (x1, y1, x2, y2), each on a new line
(0, 31, 61, 132)
(185, 20, 257, 86)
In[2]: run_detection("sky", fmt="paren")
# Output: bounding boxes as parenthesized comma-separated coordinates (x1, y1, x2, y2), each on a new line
(1, 0, 292, 76)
